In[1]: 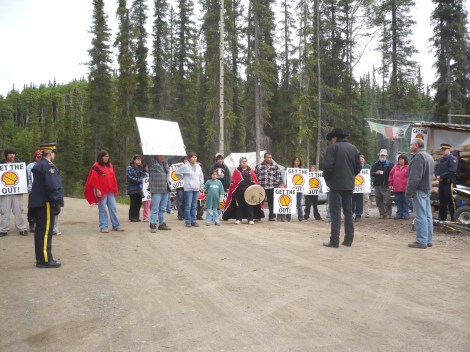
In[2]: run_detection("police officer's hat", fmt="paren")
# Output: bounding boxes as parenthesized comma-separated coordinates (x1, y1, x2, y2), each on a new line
(40, 142, 57, 153)
(440, 143, 452, 150)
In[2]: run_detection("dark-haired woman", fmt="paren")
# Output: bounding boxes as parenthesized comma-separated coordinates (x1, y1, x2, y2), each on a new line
(84, 151, 124, 233)
(388, 154, 409, 219)
(126, 154, 146, 222)
(286, 157, 304, 222)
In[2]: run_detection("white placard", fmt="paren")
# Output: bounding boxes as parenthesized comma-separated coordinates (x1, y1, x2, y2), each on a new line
(141, 176, 151, 201)
(0, 162, 28, 195)
(410, 127, 429, 150)
(136, 117, 187, 156)
(273, 188, 297, 214)
(353, 169, 371, 193)
(306, 171, 329, 195)
(168, 163, 184, 190)
(286, 168, 309, 193)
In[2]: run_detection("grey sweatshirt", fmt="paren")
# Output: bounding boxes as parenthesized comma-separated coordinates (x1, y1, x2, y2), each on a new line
(405, 149, 435, 199)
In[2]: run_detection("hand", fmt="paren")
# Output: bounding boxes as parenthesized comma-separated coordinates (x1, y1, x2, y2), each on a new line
(51, 203, 61, 216)
(96, 189, 102, 198)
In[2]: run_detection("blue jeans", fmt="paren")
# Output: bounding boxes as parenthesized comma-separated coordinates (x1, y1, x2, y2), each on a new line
(287, 192, 304, 221)
(98, 192, 121, 230)
(352, 193, 363, 218)
(150, 192, 168, 225)
(394, 192, 410, 218)
(206, 208, 220, 224)
(176, 188, 185, 218)
(412, 190, 433, 245)
(184, 191, 199, 224)
(166, 192, 172, 212)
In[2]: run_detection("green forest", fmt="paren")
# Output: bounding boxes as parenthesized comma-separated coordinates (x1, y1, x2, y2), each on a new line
(0, 0, 469, 196)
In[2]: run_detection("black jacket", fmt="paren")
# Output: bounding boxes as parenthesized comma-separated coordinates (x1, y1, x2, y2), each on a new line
(28, 158, 64, 208)
(371, 159, 393, 186)
(209, 162, 231, 192)
(323, 139, 361, 190)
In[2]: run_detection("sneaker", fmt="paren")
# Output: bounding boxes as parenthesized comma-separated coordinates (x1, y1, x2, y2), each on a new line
(150, 224, 157, 233)
(191, 223, 200, 227)
(52, 231, 62, 236)
(100, 228, 109, 233)
(427, 243, 433, 247)
(235, 220, 241, 225)
(0, 232, 7, 237)
(248, 220, 254, 225)
(158, 223, 171, 230)
(177, 217, 184, 221)
(408, 241, 427, 249)
(143, 219, 150, 222)
(186, 223, 192, 227)
(113, 227, 125, 232)
(19, 230, 28, 236)
(215, 222, 220, 226)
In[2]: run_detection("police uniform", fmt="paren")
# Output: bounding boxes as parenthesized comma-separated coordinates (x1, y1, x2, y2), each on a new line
(435, 143, 457, 221)
(29, 143, 64, 268)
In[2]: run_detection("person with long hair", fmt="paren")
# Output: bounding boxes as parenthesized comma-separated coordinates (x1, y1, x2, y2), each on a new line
(304, 164, 322, 220)
(126, 154, 146, 222)
(286, 157, 304, 222)
(388, 153, 410, 219)
(84, 150, 124, 233)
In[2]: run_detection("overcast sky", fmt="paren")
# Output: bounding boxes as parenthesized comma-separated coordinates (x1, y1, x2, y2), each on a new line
(1, 0, 469, 97)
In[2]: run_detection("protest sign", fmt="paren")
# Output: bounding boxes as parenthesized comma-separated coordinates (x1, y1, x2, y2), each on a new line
(168, 163, 184, 190)
(273, 188, 296, 214)
(353, 169, 371, 193)
(410, 127, 429, 150)
(0, 162, 27, 195)
(306, 171, 329, 195)
(286, 168, 309, 193)
(136, 117, 186, 156)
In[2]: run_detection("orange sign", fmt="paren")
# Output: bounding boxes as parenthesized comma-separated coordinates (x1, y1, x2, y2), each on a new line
(309, 177, 320, 189)
(1, 171, 19, 187)
(278, 194, 292, 207)
(355, 175, 365, 187)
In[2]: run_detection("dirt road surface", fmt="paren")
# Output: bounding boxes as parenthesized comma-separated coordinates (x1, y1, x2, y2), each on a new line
(1, 196, 470, 352)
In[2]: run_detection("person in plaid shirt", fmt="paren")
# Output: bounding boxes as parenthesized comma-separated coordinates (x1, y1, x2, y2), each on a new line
(255, 152, 281, 221)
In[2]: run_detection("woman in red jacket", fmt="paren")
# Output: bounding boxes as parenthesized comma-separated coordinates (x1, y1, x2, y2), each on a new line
(84, 150, 124, 233)
(388, 154, 409, 219)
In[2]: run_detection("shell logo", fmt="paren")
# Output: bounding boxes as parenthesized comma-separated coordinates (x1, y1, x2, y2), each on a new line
(278, 194, 292, 208)
(292, 174, 304, 186)
(219, 200, 225, 208)
(1, 171, 19, 187)
(355, 175, 365, 187)
(416, 133, 424, 139)
(170, 170, 181, 181)
(309, 177, 321, 190)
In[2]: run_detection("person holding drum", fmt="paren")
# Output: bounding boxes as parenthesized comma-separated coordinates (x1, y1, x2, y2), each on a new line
(222, 157, 265, 224)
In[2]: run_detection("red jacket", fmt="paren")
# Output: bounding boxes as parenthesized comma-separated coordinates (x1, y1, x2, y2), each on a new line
(388, 164, 408, 193)
(84, 162, 119, 205)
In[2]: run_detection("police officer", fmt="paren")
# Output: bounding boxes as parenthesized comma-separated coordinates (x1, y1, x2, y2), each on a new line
(29, 143, 64, 268)
(435, 143, 457, 221)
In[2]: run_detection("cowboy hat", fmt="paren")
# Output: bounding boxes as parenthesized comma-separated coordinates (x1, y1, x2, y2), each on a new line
(326, 128, 349, 141)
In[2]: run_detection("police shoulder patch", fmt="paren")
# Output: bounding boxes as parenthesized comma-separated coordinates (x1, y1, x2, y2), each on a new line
(49, 168, 55, 173)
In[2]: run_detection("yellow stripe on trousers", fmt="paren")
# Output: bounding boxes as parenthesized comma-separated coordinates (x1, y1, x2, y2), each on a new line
(43, 202, 51, 262)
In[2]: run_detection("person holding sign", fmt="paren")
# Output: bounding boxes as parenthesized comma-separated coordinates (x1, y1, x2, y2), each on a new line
(322, 128, 361, 248)
(148, 155, 172, 232)
(255, 152, 282, 221)
(304, 164, 322, 221)
(0, 147, 28, 237)
(286, 157, 305, 222)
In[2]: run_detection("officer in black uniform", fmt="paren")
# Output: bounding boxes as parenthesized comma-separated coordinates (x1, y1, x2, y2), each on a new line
(29, 143, 64, 268)
(435, 143, 458, 221)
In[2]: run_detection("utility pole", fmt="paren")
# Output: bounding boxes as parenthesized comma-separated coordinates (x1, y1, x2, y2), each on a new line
(218, 0, 225, 155)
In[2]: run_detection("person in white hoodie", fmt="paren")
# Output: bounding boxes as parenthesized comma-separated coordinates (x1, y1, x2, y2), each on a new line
(176, 152, 205, 227)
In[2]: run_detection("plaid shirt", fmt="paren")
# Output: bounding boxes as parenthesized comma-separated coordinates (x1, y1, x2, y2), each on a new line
(255, 162, 281, 189)
(149, 159, 170, 193)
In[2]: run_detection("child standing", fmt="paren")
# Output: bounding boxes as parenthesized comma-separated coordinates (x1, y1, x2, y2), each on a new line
(142, 163, 151, 222)
(204, 170, 225, 225)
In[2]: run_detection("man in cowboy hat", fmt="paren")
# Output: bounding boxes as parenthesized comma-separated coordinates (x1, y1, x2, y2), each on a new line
(322, 128, 361, 248)
(435, 143, 457, 221)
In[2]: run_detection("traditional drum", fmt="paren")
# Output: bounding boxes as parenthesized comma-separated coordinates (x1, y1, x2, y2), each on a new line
(244, 184, 266, 205)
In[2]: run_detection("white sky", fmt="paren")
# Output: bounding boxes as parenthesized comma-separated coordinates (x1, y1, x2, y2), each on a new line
(0, 0, 469, 97)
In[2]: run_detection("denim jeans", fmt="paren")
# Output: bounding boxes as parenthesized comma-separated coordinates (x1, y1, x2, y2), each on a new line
(177, 188, 185, 218)
(166, 192, 172, 212)
(206, 208, 220, 224)
(98, 192, 121, 230)
(329, 189, 354, 245)
(184, 191, 199, 224)
(150, 192, 168, 225)
(287, 192, 304, 221)
(394, 192, 410, 218)
(412, 190, 433, 245)
(352, 193, 364, 218)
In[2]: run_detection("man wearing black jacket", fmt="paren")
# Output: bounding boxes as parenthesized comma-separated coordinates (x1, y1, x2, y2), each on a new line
(322, 128, 361, 248)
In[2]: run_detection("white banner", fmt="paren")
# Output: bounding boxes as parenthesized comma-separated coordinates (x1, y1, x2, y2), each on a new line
(306, 171, 329, 195)
(273, 188, 297, 214)
(136, 117, 187, 156)
(0, 162, 28, 195)
(410, 127, 429, 150)
(286, 168, 309, 193)
(353, 169, 371, 193)
(141, 176, 151, 201)
(168, 163, 184, 190)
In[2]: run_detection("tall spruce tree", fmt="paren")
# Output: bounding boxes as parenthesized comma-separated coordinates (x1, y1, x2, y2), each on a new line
(87, 0, 115, 156)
